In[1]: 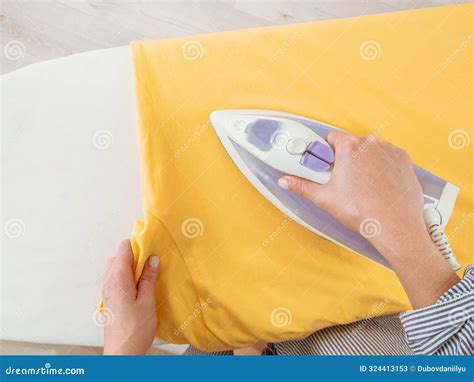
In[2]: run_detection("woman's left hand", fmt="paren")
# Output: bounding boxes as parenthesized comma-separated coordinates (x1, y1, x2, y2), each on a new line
(102, 240, 160, 355)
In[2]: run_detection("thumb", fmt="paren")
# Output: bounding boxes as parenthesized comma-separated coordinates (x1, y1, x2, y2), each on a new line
(278, 176, 326, 207)
(137, 255, 160, 303)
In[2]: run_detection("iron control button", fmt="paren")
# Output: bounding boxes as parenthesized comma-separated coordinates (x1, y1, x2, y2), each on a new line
(286, 138, 308, 155)
(300, 152, 330, 172)
(306, 141, 334, 164)
(245, 119, 279, 151)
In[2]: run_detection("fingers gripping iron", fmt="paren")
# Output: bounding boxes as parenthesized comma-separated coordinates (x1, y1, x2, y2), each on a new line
(210, 109, 461, 271)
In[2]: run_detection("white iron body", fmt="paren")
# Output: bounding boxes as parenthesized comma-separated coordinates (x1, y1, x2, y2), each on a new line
(210, 109, 461, 270)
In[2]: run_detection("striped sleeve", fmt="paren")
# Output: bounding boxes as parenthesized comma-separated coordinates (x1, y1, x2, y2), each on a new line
(399, 265, 474, 355)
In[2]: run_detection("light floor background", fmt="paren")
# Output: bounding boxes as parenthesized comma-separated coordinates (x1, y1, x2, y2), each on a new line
(1, 0, 467, 74)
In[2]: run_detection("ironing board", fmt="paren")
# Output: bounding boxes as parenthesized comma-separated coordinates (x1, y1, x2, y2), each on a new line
(0, 47, 169, 349)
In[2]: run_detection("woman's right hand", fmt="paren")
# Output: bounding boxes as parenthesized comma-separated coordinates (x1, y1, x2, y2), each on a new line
(278, 131, 426, 255)
(278, 131, 459, 309)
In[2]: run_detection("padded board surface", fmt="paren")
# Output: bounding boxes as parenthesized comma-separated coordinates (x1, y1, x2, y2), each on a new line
(1, 47, 143, 347)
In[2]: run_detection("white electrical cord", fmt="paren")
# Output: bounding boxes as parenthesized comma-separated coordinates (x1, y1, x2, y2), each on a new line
(423, 206, 461, 271)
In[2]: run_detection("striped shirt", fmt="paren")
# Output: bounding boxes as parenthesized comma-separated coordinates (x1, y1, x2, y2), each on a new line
(399, 265, 473, 355)
(185, 265, 473, 356)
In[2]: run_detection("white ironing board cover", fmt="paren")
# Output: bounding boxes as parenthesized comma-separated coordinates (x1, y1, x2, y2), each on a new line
(1, 47, 145, 347)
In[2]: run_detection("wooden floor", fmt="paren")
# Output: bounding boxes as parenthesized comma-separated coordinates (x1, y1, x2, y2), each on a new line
(0, 0, 467, 74)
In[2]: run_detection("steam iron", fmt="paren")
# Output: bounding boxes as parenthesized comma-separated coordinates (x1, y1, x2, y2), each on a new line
(210, 109, 461, 270)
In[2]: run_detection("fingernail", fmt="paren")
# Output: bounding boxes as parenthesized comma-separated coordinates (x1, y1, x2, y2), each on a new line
(278, 177, 290, 190)
(149, 255, 159, 269)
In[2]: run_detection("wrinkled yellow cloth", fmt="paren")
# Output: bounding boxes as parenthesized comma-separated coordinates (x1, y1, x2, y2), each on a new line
(130, 4, 473, 351)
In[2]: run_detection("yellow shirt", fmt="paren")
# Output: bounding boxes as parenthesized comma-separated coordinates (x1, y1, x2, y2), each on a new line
(130, 4, 473, 351)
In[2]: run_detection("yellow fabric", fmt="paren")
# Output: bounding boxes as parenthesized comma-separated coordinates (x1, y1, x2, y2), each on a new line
(130, 4, 473, 351)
